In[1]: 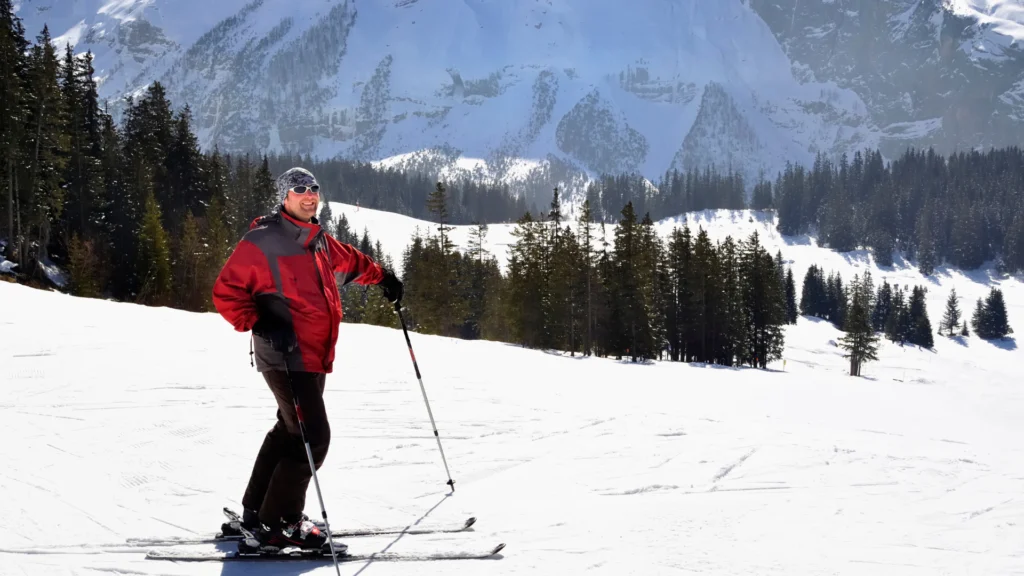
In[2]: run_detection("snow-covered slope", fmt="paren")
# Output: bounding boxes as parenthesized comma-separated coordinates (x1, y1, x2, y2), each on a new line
(329, 201, 519, 275)
(1, 227, 1023, 574)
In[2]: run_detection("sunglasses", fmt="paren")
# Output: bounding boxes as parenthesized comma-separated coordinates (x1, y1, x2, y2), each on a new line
(290, 185, 320, 195)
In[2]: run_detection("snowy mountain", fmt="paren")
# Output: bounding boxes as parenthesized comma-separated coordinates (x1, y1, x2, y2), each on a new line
(16, 0, 1024, 204)
(750, 0, 1024, 158)
(1, 205, 1023, 575)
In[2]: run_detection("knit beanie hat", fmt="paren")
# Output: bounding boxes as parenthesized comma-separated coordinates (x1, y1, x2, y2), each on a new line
(276, 167, 319, 204)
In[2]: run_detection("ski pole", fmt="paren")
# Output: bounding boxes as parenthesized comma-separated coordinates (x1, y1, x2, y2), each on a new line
(285, 365, 343, 576)
(394, 301, 456, 492)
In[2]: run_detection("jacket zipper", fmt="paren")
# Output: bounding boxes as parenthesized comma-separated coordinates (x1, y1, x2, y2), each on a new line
(310, 231, 337, 365)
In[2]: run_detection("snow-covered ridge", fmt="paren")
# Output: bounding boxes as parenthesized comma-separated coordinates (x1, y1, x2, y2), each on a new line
(951, 0, 1024, 42)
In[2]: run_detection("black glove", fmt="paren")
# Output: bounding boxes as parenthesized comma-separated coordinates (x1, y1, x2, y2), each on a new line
(378, 269, 404, 304)
(252, 316, 297, 353)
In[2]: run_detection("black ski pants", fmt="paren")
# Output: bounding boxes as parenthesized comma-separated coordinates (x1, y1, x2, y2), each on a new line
(241, 370, 330, 526)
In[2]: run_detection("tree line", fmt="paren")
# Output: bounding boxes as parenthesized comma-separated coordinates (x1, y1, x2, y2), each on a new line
(584, 166, 747, 224)
(583, 148, 1024, 277)
(360, 183, 794, 367)
(799, 264, 1012, 375)
(770, 148, 1024, 274)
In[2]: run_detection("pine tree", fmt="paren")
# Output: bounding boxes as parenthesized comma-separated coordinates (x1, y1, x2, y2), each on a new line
(915, 208, 936, 276)
(941, 287, 961, 337)
(907, 286, 933, 348)
(782, 266, 798, 319)
(872, 280, 893, 332)
(0, 0, 27, 263)
(739, 231, 785, 368)
(461, 224, 494, 340)
(58, 44, 103, 253)
(576, 200, 595, 356)
(21, 25, 68, 278)
(592, 222, 614, 357)
(825, 271, 847, 328)
(478, 255, 509, 342)
(751, 177, 772, 210)
(468, 222, 488, 265)
(173, 211, 204, 311)
(201, 192, 232, 310)
(166, 105, 206, 232)
(136, 188, 172, 306)
(1003, 211, 1024, 273)
(665, 225, 692, 361)
(67, 232, 103, 298)
(96, 110, 125, 296)
(637, 212, 666, 360)
(718, 235, 744, 366)
(422, 180, 461, 337)
(987, 288, 1011, 339)
(254, 155, 277, 214)
(317, 188, 335, 237)
(838, 274, 880, 376)
(800, 264, 827, 319)
(689, 227, 717, 363)
(205, 149, 234, 233)
(464, 221, 494, 339)
(971, 297, 985, 337)
(613, 202, 647, 361)
(335, 213, 353, 245)
(426, 181, 454, 255)
(975, 287, 1012, 339)
(398, 232, 427, 329)
(360, 242, 399, 329)
(885, 286, 911, 345)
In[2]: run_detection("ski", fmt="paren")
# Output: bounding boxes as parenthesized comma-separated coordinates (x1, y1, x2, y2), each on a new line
(145, 543, 506, 562)
(126, 508, 477, 547)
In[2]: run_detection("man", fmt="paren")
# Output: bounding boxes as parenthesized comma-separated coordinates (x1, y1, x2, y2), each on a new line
(211, 167, 403, 550)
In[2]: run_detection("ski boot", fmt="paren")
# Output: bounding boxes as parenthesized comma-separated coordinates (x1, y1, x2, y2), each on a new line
(219, 507, 260, 538)
(239, 516, 348, 556)
(221, 506, 327, 538)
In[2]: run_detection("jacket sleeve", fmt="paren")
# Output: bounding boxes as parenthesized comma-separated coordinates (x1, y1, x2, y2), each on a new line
(326, 234, 385, 286)
(212, 239, 266, 332)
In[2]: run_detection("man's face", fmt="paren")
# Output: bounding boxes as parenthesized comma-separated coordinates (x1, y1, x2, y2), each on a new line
(283, 186, 320, 222)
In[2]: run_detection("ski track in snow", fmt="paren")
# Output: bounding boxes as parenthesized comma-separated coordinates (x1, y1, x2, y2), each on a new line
(2, 211, 1024, 574)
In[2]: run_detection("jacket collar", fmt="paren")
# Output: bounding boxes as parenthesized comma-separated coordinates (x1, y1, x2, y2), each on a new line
(252, 206, 322, 249)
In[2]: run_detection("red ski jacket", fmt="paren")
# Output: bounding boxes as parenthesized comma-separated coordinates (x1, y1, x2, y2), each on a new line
(212, 208, 385, 373)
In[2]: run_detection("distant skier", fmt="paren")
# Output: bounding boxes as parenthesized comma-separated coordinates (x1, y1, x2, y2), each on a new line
(211, 167, 404, 550)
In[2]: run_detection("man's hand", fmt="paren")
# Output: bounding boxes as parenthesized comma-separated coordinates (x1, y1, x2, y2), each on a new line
(252, 316, 298, 353)
(378, 269, 404, 304)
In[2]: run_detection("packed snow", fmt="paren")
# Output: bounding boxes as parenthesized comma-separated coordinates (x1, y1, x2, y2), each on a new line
(951, 0, 1024, 42)
(1, 206, 1022, 575)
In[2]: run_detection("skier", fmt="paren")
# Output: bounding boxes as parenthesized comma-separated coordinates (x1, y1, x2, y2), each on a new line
(211, 167, 404, 551)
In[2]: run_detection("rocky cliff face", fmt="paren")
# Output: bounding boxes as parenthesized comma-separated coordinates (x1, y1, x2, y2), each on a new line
(749, 0, 1024, 157)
